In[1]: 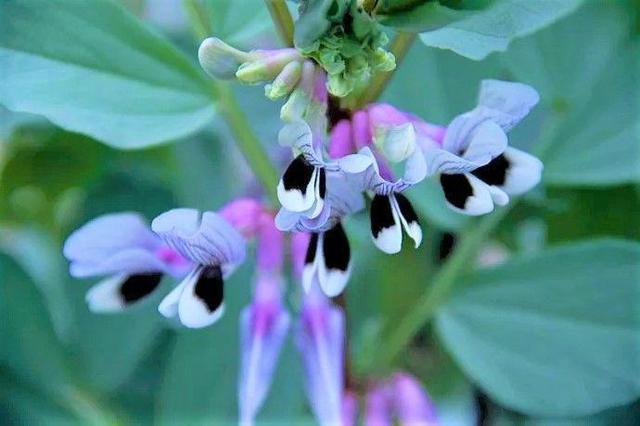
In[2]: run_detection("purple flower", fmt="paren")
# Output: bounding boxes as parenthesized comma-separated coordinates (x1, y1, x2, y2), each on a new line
(339, 107, 424, 254)
(342, 391, 358, 426)
(296, 283, 345, 425)
(63, 212, 190, 313)
(365, 384, 392, 426)
(238, 212, 291, 425)
(238, 273, 290, 425)
(276, 120, 369, 233)
(391, 373, 439, 426)
(152, 208, 246, 328)
(364, 373, 439, 426)
(423, 80, 543, 215)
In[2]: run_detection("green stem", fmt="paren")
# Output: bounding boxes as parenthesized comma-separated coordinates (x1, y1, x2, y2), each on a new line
(212, 82, 280, 203)
(182, 0, 280, 204)
(182, 0, 210, 40)
(355, 32, 416, 108)
(264, 0, 295, 47)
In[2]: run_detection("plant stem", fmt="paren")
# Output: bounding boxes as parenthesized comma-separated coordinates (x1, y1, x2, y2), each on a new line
(264, 0, 295, 47)
(182, 0, 210, 40)
(182, 0, 280, 204)
(212, 82, 280, 203)
(355, 32, 416, 108)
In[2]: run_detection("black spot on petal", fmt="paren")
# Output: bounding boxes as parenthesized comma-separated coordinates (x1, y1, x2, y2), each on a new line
(194, 266, 223, 312)
(318, 167, 326, 199)
(394, 193, 419, 225)
(283, 155, 315, 194)
(120, 273, 163, 304)
(370, 194, 396, 238)
(471, 154, 510, 186)
(323, 222, 350, 272)
(440, 174, 473, 209)
(305, 233, 319, 265)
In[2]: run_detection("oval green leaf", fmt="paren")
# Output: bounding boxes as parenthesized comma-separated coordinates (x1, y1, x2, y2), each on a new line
(435, 239, 640, 417)
(0, 0, 215, 149)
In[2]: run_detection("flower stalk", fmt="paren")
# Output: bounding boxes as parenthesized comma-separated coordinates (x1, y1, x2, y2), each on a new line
(183, 0, 280, 204)
(264, 0, 295, 46)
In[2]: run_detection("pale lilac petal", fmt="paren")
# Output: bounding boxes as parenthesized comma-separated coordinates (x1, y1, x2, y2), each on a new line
(349, 147, 408, 195)
(64, 212, 159, 263)
(256, 217, 284, 274)
(238, 293, 290, 425)
(275, 203, 332, 233)
(69, 248, 169, 278)
(365, 384, 393, 426)
(460, 119, 508, 166)
(152, 209, 246, 269)
(275, 208, 303, 232)
(342, 391, 358, 426)
(392, 373, 438, 426)
(297, 291, 345, 426)
(336, 153, 375, 174)
(278, 119, 313, 150)
(433, 113, 507, 175)
(403, 143, 428, 184)
(64, 213, 178, 277)
(219, 198, 264, 237)
(423, 147, 479, 176)
(352, 110, 372, 149)
(478, 79, 540, 132)
(368, 103, 412, 128)
(329, 119, 354, 159)
(325, 173, 365, 218)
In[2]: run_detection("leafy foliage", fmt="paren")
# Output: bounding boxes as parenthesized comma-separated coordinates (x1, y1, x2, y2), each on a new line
(379, 0, 583, 60)
(0, 0, 214, 148)
(436, 239, 640, 417)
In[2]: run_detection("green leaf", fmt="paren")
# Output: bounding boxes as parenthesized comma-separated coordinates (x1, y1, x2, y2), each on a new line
(435, 239, 640, 417)
(386, 0, 582, 60)
(503, 3, 640, 186)
(205, 0, 273, 46)
(0, 252, 70, 393)
(0, 0, 214, 149)
(377, 0, 492, 33)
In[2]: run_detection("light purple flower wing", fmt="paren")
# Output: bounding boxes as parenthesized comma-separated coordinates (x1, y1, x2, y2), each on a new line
(432, 111, 508, 175)
(392, 373, 439, 426)
(478, 79, 540, 132)
(365, 384, 393, 426)
(297, 295, 345, 426)
(238, 299, 290, 424)
(64, 212, 166, 277)
(152, 209, 246, 270)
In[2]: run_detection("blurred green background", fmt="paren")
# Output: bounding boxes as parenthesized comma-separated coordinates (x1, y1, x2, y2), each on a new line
(1, 0, 639, 425)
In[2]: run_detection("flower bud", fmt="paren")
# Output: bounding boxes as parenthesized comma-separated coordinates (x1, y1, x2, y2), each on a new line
(198, 37, 250, 79)
(236, 49, 301, 84)
(265, 61, 303, 100)
(374, 122, 417, 163)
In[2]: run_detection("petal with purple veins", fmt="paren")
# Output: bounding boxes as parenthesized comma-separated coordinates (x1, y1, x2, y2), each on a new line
(152, 209, 246, 269)
(478, 79, 540, 132)
(296, 292, 345, 426)
(238, 292, 290, 425)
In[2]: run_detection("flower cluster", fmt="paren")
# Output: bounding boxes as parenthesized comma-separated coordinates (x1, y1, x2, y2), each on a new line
(293, 0, 396, 96)
(63, 8, 544, 423)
